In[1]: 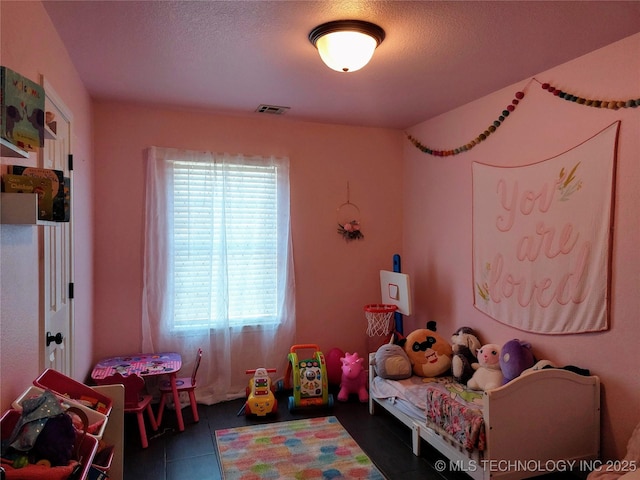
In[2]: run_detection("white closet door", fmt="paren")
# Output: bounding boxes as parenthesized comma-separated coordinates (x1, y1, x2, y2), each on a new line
(40, 79, 73, 376)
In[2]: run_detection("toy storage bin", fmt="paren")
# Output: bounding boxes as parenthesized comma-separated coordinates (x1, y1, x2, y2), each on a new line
(34, 368, 112, 415)
(1, 409, 99, 480)
(12, 386, 108, 440)
(90, 443, 114, 473)
(87, 465, 109, 479)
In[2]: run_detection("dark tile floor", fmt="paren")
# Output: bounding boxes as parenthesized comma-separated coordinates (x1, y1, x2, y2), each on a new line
(123, 389, 583, 480)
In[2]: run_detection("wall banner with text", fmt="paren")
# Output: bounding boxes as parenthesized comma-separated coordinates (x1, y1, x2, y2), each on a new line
(472, 122, 619, 334)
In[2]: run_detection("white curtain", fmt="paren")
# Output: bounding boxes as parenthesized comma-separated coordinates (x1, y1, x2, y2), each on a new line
(142, 146, 296, 404)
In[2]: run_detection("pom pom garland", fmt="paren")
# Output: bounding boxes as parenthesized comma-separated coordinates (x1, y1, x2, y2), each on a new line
(407, 78, 639, 157)
(407, 90, 526, 157)
(539, 81, 639, 109)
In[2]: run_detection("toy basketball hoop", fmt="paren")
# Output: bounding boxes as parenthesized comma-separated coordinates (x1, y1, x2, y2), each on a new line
(364, 304, 397, 337)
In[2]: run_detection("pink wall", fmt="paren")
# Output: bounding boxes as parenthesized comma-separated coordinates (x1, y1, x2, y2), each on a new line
(91, 103, 404, 364)
(1, 0, 637, 465)
(0, 2, 94, 407)
(403, 33, 640, 461)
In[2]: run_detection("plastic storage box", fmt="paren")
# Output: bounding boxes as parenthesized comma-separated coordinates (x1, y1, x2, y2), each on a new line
(90, 443, 114, 473)
(12, 386, 108, 440)
(1, 409, 98, 479)
(34, 368, 112, 415)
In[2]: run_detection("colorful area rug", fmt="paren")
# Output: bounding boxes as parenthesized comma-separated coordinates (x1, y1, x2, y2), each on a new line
(215, 416, 384, 479)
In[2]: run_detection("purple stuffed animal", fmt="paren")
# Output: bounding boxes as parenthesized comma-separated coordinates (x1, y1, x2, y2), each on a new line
(500, 339, 536, 384)
(338, 352, 368, 402)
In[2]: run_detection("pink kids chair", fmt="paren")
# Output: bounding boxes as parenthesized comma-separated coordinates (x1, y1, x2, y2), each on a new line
(96, 372, 158, 448)
(156, 348, 202, 426)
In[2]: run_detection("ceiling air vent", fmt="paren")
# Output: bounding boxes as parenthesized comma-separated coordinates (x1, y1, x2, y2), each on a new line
(255, 104, 290, 115)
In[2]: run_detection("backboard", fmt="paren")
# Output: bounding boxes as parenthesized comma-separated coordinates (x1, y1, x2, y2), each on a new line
(379, 270, 412, 316)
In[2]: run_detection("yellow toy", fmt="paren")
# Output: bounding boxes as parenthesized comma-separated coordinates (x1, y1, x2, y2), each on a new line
(243, 368, 277, 416)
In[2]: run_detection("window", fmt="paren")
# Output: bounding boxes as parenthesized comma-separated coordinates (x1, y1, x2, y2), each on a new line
(172, 160, 281, 329)
(143, 147, 293, 333)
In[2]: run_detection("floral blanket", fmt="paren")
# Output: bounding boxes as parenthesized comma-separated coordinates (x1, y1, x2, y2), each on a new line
(423, 377, 486, 451)
(371, 375, 486, 451)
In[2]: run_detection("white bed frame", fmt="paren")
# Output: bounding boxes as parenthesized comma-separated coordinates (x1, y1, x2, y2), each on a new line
(369, 354, 601, 480)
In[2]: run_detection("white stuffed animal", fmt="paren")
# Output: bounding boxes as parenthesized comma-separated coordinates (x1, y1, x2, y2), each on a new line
(467, 344, 504, 391)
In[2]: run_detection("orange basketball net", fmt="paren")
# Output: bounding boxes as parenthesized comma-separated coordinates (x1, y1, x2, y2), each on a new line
(364, 304, 397, 337)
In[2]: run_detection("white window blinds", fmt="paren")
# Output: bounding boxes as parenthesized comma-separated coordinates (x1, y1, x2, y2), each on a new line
(171, 159, 282, 330)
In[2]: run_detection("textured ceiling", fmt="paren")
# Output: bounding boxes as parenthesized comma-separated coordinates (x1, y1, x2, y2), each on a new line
(42, 1, 640, 130)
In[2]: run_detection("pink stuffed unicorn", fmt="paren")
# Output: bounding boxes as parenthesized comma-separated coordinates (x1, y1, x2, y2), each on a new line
(338, 352, 368, 402)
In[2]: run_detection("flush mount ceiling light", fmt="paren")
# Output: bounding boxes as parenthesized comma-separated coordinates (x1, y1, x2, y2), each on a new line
(309, 20, 385, 73)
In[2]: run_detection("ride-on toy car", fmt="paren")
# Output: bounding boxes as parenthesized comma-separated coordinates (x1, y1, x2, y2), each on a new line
(244, 368, 278, 416)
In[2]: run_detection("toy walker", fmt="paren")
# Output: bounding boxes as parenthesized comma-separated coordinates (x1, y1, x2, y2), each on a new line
(285, 344, 334, 412)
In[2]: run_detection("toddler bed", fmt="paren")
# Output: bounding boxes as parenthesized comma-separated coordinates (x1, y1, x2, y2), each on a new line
(369, 353, 601, 480)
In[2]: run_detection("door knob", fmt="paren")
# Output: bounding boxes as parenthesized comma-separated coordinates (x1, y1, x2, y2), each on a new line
(46, 331, 64, 346)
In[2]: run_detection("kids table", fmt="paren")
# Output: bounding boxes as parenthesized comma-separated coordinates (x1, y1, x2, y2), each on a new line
(91, 352, 186, 431)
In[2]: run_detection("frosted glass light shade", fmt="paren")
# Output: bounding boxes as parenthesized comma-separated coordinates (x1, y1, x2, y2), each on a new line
(309, 20, 385, 73)
(316, 31, 378, 72)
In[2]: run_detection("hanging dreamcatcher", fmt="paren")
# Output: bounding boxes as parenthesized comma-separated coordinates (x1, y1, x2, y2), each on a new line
(336, 182, 364, 241)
